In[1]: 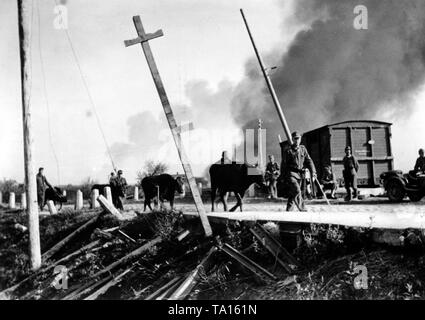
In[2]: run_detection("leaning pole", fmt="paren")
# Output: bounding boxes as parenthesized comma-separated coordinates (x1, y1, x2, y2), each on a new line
(17, 0, 41, 270)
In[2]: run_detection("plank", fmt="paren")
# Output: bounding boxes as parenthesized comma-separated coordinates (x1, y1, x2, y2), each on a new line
(184, 210, 425, 230)
(42, 214, 100, 262)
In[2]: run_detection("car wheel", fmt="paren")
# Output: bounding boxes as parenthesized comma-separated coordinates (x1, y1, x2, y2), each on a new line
(387, 179, 406, 202)
(408, 192, 423, 202)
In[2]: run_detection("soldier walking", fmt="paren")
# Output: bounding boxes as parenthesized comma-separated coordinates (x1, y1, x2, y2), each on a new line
(265, 155, 280, 199)
(111, 170, 127, 210)
(342, 146, 359, 201)
(36, 167, 52, 211)
(282, 131, 316, 211)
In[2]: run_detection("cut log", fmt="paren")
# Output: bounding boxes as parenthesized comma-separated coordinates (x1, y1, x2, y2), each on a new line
(62, 275, 113, 300)
(220, 243, 277, 280)
(145, 276, 183, 300)
(84, 267, 134, 300)
(97, 195, 122, 219)
(42, 214, 100, 262)
(0, 240, 100, 299)
(168, 246, 217, 300)
(91, 236, 162, 279)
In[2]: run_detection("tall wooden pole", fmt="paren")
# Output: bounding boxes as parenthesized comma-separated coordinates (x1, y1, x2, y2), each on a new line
(125, 16, 212, 237)
(17, 0, 41, 270)
(240, 9, 293, 145)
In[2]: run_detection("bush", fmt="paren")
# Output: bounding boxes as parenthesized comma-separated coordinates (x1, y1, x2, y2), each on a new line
(0, 179, 24, 203)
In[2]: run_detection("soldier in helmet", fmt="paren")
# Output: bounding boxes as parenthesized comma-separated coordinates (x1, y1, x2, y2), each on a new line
(111, 169, 127, 210)
(282, 131, 316, 211)
(342, 146, 359, 201)
(414, 148, 425, 174)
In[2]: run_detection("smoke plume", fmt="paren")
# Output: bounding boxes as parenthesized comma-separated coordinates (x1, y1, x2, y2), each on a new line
(232, 0, 425, 160)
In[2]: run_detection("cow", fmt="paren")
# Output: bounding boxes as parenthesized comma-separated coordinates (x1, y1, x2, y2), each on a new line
(44, 186, 67, 211)
(141, 174, 185, 211)
(209, 163, 265, 212)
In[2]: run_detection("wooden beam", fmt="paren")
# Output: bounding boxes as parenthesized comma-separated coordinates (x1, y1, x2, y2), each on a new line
(84, 267, 134, 300)
(184, 210, 425, 230)
(168, 246, 217, 300)
(17, 0, 41, 271)
(42, 214, 100, 262)
(91, 236, 162, 278)
(125, 15, 212, 237)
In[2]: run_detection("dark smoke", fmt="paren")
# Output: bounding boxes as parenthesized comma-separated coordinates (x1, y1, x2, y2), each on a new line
(232, 0, 425, 161)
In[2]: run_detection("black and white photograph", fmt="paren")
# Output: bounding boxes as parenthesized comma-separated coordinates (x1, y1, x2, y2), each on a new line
(2, 0, 425, 306)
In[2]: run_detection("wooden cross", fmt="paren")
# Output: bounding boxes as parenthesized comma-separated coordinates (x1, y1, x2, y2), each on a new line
(125, 16, 212, 237)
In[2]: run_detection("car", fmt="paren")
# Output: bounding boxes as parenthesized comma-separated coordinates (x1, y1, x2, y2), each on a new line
(380, 170, 425, 202)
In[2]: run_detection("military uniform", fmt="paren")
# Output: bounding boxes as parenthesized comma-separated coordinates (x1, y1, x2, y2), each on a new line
(342, 154, 359, 200)
(265, 161, 280, 198)
(36, 173, 52, 210)
(414, 156, 425, 173)
(282, 144, 316, 211)
(320, 168, 337, 198)
(111, 173, 127, 210)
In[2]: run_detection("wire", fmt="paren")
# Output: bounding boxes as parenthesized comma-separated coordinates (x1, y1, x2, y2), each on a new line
(36, 0, 61, 184)
(51, 0, 117, 173)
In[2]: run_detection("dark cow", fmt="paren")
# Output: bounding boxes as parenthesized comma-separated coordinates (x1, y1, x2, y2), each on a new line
(44, 187, 67, 210)
(209, 163, 265, 212)
(141, 174, 185, 211)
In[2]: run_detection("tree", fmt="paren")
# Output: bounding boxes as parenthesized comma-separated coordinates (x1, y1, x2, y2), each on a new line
(136, 160, 168, 185)
(80, 177, 98, 199)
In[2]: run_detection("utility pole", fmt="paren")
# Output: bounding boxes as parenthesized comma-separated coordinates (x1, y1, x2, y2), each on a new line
(17, 0, 41, 270)
(125, 15, 212, 237)
(240, 9, 293, 145)
(258, 119, 264, 170)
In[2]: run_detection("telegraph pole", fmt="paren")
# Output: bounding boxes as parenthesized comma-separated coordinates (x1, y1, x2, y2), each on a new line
(240, 9, 293, 145)
(17, 0, 41, 270)
(125, 16, 212, 237)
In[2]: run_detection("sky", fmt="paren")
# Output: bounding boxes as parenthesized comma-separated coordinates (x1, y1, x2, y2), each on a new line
(1, 0, 425, 185)
(0, 0, 292, 184)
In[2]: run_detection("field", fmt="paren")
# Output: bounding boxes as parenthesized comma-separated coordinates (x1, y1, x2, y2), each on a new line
(1, 196, 425, 300)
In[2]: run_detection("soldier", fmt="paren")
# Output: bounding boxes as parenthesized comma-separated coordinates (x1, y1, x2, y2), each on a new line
(342, 146, 359, 201)
(414, 148, 425, 174)
(111, 169, 127, 210)
(109, 171, 116, 185)
(216, 151, 232, 165)
(282, 131, 316, 211)
(320, 165, 337, 199)
(265, 154, 280, 199)
(36, 167, 52, 211)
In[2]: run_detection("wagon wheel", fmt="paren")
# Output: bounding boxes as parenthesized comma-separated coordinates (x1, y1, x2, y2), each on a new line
(407, 192, 423, 202)
(387, 179, 405, 202)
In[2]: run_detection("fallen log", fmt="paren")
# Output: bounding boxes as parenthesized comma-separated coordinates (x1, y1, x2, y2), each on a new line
(42, 214, 101, 262)
(0, 240, 101, 299)
(220, 243, 277, 280)
(84, 267, 134, 300)
(168, 246, 217, 300)
(62, 275, 113, 300)
(91, 236, 162, 279)
(184, 210, 425, 230)
(250, 223, 299, 272)
(145, 276, 183, 300)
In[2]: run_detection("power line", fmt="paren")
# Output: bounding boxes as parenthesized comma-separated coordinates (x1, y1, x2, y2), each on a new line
(36, 0, 61, 184)
(51, 0, 117, 172)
